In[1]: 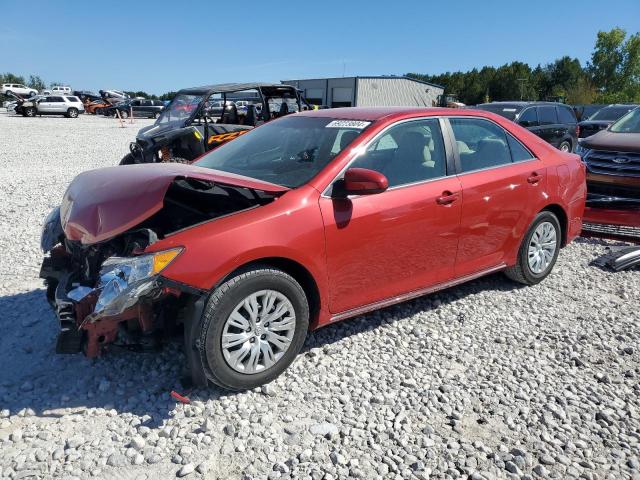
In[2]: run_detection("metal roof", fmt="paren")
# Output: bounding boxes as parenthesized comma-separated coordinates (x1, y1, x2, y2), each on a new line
(281, 76, 444, 90)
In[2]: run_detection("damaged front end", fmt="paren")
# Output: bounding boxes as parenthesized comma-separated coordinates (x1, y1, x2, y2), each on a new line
(39, 164, 286, 359)
(40, 213, 189, 357)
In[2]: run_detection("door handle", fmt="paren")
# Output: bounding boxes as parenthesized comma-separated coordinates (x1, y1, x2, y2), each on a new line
(436, 191, 458, 205)
(527, 172, 543, 184)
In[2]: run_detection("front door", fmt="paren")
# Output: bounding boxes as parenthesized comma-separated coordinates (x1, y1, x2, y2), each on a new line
(319, 118, 462, 314)
(447, 116, 546, 276)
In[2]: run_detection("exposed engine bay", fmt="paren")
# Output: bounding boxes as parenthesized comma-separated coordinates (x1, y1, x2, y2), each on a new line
(40, 175, 278, 360)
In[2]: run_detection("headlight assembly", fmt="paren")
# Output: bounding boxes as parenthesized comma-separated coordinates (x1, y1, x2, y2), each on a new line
(93, 248, 183, 316)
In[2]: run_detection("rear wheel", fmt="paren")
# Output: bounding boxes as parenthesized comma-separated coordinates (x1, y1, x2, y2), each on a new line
(558, 140, 572, 152)
(118, 110, 129, 119)
(67, 108, 78, 118)
(199, 268, 309, 390)
(154, 111, 161, 119)
(505, 211, 561, 285)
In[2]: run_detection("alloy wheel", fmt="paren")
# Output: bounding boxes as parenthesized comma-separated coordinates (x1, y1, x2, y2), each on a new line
(221, 289, 296, 374)
(528, 221, 558, 274)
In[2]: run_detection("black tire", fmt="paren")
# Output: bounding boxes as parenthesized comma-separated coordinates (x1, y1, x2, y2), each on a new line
(5, 90, 12, 96)
(119, 110, 128, 119)
(24, 107, 36, 117)
(67, 108, 78, 118)
(119, 153, 137, 165)
(30, 91, 37, 97)
(198, 268, 309, 390)
(504, 211, 561, 285)
(558, 140, 572, 153)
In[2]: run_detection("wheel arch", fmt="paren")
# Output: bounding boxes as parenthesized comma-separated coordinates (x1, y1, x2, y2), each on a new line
(215, 257, 322, 328)
(541, 203, 568, 246)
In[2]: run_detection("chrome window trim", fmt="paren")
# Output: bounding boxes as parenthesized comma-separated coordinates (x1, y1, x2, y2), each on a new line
(321, 116, 452, 198)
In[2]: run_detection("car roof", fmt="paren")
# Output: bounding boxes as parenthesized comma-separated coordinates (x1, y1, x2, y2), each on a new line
(296, 106, 495, 122)
(476, 101, 569, 107)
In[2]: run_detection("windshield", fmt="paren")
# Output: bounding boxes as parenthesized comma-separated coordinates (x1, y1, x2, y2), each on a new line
(157, 93, 204, 125)
(473, 104, 522, 121)
(610, 107, 640, 133)
(589, 105, 636, 121)
(195, 116, 368, 188)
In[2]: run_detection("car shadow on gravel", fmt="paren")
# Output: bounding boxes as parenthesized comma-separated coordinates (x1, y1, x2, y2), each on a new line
(301, 272, 523, 352)
(0, 274, 520, 420)
(0, 288, 219, 426)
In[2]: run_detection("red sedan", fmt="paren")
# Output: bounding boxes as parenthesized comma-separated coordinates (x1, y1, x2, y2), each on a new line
(41, 107, 586, 390)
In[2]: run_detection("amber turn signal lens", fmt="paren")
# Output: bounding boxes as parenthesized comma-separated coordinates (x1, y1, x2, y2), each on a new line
(152, 248, 183, 275)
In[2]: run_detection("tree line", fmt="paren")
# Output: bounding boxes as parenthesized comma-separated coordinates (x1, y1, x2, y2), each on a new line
(407, 28, 640, 105)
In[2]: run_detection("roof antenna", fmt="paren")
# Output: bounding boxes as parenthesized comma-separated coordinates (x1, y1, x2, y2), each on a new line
(342, 60, 346, 78)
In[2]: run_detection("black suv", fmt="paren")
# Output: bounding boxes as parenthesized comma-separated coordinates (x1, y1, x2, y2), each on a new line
(474, 101, 579, 152)
(578, 104, 638, 138)
(103, 99, 165, 119)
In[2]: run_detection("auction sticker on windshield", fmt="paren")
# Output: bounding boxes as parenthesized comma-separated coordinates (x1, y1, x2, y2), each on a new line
(325, 120, 371, 129)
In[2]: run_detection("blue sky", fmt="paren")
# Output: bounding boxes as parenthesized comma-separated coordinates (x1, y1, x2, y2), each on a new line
(2, 0, 639, 94)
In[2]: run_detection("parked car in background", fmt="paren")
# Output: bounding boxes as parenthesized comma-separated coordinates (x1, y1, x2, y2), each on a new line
(103, 99, 165, 119)
(1, 83, 38, 97)
(43, 86, 73, 96)
(578, 104, 638, 138)
(85, 99, 113, 115)
(99, 89, 129, 102)
(573, 104, 606, 122)
(73, 90, 102, 103)
(21, 96, 84, 118)
(474, 101, 579, 152)
(577, 106, 640, 241)
(40, 106, 585, 389)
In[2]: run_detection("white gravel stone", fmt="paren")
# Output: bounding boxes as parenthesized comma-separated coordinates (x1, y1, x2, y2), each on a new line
(0, 111, 639, 479)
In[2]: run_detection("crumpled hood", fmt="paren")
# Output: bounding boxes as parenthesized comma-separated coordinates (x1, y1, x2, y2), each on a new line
(61, 163, 288, 244)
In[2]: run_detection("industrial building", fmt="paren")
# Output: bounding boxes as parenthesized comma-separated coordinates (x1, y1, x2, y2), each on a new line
(280, 76, 444, 108)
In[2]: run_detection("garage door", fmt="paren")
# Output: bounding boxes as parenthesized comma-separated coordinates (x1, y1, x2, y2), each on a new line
(332, 87, 353, 107)
(305, 88, 324, 106)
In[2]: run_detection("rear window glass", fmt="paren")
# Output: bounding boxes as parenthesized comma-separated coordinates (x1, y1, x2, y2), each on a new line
(557, 107, 576, 124)
(538, 106, 558, 125)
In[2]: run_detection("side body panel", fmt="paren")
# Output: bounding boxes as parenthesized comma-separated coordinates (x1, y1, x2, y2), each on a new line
(319, 177, 462, 313)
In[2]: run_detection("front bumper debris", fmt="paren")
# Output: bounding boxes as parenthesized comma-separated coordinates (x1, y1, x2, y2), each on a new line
(40, 246, 173, 357)
(582, 195, 640, 243)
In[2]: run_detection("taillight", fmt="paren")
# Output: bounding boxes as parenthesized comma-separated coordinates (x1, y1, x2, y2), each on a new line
(576, 125, 580, 137)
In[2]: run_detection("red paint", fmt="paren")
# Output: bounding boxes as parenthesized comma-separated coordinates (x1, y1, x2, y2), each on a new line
(61, 163, 287, 244)
(71, 108, 586, 330)
(583, 206, 640, 228)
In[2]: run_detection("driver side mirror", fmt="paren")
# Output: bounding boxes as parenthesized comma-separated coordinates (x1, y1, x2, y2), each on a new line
(341, 168, 388, 195)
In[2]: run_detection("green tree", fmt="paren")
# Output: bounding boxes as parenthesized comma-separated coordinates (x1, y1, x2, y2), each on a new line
(28, 75, 46, 93)
(589, 27, 640, 102)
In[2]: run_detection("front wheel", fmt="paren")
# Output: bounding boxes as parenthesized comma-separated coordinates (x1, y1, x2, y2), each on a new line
(24, 107, 36, 117)
(504, 211, 561, 285)
(118, 110, 128, 119)
(153, 111, 161, 119)
(198, 268, 309, 390)
(558, 140, 572, 152)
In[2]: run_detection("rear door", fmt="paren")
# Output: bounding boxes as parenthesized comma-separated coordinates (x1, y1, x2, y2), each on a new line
(447, 116, 546, 276)
(537, 106, 560, 147)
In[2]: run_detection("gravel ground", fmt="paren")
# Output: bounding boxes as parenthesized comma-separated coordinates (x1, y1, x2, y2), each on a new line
(0, 111, 639, 480)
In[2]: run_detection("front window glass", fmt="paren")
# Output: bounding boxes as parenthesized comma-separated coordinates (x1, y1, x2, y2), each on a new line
(351, 119, 446, 187)
(518, 108, 538, 127)
(196, 116, 366, 188)
(590, 105, 635, 121)
(450, 118, 513, 172)
(610, 108, 640, 133)
(156, 94, 204, 124)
